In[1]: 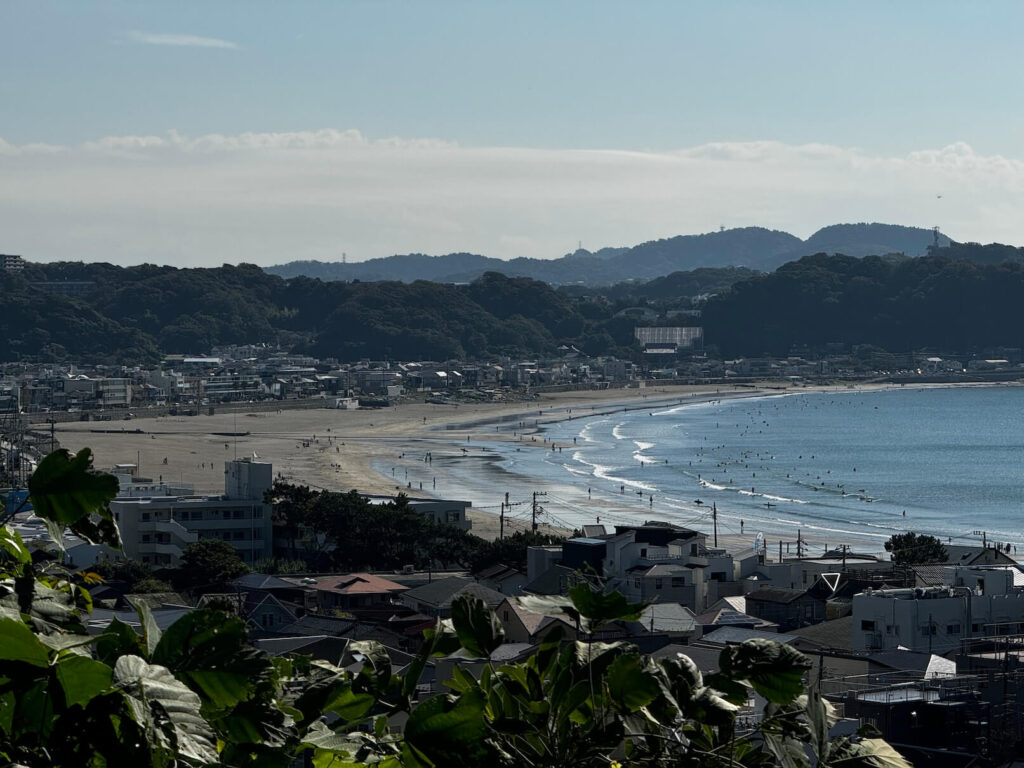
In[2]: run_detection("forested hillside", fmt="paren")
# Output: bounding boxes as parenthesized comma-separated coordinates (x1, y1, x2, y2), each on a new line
(702, 252, 1024, 357)
(4, 265, 638, 363)
(6, 243, 1024, 364)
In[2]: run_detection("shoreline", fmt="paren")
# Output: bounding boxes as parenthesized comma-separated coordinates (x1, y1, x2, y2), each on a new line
(54, 380, 1008, 552)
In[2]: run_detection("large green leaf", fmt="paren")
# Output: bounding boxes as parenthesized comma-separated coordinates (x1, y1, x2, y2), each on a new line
(153, 608, 272, 711)
(404, 689, 489, 766)
(0, 527, 31, 565)
(114, 654, 220, 765)
(55, 653, 113, 708)
(826, 737, 913, 768)
(568, 582, 646, 631)
(604, 654, 660, 712)
(718, 639, 811, 705)
(95, 616, 144, 665)
(137, 602, 162, 658)
(450, 593, 505, 658)
(350, 640, 392, 696)
(28, 448, 121, 551)
(0, 616, 50, 666)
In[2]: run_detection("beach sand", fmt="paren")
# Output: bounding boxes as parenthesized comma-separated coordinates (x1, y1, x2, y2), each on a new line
(54, 382, 879, 546)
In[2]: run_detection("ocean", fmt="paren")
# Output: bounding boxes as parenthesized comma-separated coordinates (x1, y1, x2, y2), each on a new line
(428, 385, 1024, 555)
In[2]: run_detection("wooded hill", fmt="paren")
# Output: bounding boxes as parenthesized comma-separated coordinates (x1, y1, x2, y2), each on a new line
(266, 223, 952, 286)
(5, 243, 1024, 364)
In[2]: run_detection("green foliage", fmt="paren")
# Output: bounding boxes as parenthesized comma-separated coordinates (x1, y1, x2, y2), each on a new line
(884, 531, 948, 565)
(175, 538, 251, 593)
(267, 482, 496, 572)
(27, 448, 121, 553)
(703, 252, 1024, 357)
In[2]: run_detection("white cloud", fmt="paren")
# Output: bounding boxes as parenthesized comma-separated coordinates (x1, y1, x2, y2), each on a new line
(126, 30, 240, 50)
(1, 130, 1022, 268)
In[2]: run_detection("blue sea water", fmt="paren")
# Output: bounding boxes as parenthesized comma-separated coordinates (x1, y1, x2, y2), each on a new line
(467, 386, 1024, 553)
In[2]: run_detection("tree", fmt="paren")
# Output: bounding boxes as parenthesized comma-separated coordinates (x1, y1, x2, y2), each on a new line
(884, 531, 948, 565)
(175, 537, 250, 592)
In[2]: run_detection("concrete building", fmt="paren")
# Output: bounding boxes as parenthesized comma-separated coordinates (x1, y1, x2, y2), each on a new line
(0, 254, 24, 271)
(852, 567, 1024, 654)
(111, 458, 273, 568)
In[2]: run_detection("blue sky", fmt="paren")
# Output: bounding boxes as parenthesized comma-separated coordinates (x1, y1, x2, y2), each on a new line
(3, 2, 1024, 266)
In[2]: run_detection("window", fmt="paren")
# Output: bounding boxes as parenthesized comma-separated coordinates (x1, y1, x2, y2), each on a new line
(141, 534, 152, 543)
(253, 508, 263, 519)
(233, 531, 245, 540)
(253, 529, 263, 540)
(946, 623, 961, 635)
(671, 577, 686, 588)
(141, 513, 151, 522)
(640, 548, 648, 558)
(232, 509, 244, 520)
(654, 578, 663, 590)
(860, 620, 876, 631)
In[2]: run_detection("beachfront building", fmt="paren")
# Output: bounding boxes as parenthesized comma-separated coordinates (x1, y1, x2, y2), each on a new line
(363, 494, 472, 532)
(852, 566, 1024, 654)
(111, 458, 273, 567)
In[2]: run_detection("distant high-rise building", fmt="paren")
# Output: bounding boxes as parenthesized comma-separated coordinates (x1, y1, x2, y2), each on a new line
(0, 254, 24, 272)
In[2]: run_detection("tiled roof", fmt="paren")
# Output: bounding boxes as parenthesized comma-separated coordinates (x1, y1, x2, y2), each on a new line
(317, 573, 408, 595)
(630, 603, 698, 633)
(788, 616, 855, 652)
(231, 573, 303, 591)
(700, 626, 797, 645)
(403, 576, 504, 608)
(745, 587, 811, 605)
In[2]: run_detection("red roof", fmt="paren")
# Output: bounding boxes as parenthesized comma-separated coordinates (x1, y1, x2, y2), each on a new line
(316, 573, 408, 596)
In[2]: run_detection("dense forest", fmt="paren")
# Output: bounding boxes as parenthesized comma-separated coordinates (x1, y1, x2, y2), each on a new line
(702, 252, 1024, 357)
(4, 243, 1024, 364)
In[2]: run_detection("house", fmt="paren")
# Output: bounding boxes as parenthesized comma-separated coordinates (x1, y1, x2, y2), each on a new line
(496, 597, 578, 644)
(744, 587, 826, 631)
(941, 544, 1017, 567)
(400, 576, 505, 618)
(475, 563, 527, 595)
(198, 590, 299, 634)
(315, 573, 408, 612)
(695, 606, 778, 634)
(623, 602, 702, 650)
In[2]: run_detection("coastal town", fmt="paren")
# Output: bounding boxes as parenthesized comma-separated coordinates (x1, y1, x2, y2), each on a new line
(4, 363, 1024, 765)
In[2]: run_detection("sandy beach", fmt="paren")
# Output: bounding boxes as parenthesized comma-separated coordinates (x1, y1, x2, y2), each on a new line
(55, 382, 888, 546)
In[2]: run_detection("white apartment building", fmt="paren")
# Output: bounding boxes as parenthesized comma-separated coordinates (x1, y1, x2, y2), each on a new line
(852, 567, 1024, 654)
(111, 458, 273, 568)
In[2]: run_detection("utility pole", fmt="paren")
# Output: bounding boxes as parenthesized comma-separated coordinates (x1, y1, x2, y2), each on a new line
(797, 529, 804, 558)
(975, 530, 987, 549)
(712, 502, 718, 548)
(501, 492, 508, 540)
(532, 491, 546, 533)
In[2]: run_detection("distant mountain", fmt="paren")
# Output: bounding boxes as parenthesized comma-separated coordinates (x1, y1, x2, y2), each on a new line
(265, 223, 954, 286)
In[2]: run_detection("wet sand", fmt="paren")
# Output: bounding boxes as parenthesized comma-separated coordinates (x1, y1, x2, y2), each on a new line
(55, 382, 883, 544)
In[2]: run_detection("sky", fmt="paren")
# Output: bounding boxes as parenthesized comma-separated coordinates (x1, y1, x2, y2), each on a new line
(3, 1, 1024, 268)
